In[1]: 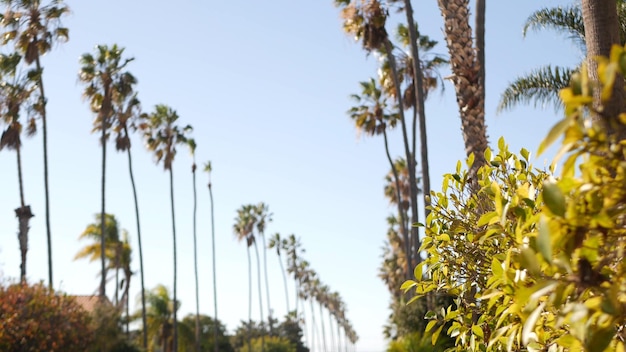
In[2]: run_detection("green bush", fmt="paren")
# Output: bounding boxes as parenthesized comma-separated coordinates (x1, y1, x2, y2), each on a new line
(404, 44, 626, 351)
(240, 336, 296, 352)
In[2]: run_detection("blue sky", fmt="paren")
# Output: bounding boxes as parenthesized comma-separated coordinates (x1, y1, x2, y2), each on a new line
(0, 1, 580, 351)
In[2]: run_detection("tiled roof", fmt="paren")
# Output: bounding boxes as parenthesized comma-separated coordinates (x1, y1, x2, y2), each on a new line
(70, 295, 110, 313)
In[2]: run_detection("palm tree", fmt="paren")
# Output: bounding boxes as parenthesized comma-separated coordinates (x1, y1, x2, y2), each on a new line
(316, 284, 329, 352)
(117, 231, 133, 336)
(234, 204, 257, 352)
(437, 0, 489, 173)
(143, 104, 193, 352)
(189, 140, 201, 352)
(0, 0, 69, 289)
(74, 213, 124, 297)
(79, 44, 134, 299)
(349, 77, 412, 279)
(204, 161, 219, 352)
(135, 284, 184, 352)
(94, 53, 148, 347)
(268, 233, 290, 314)
(254, 202, 273, 333)
(0, 53, 35, 282)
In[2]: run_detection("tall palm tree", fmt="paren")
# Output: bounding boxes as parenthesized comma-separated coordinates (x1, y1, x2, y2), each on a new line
(79, 44, 134, 299)
(268, 233, 290, 314)
(117, 231, 133, 335)
(251, 211, 266, 352)
(254, 202, 273, 333)
(234, 204, 257, 352)
(189, 140, 201, 352)
(0, 0, 69, 289)
(91, 52, 148, 347)
(349, 77, 411, 279)
(0, 53, 35, 282)
(143, 104, 193, 351)
(204, 161, 219, 352)
(316, 284, 329, 352)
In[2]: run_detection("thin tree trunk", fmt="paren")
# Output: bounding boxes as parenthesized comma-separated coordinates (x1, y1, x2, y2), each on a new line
(476, 0, 486, 109)
(253, 240, 266, 352)
(383, 38, 421, 271)
(328, 311, 335, 351)
(115, 259, 119, 305)
(125, 144, 147, 349)
(247, 245, 253, 352)
(300, 294, 309, 350)
(336, 318, 341, 352)
(35, 55, 53, 290)
(382, 129, 411, 280)
(278, 253, 290, 313)
(99, 93, 109, 299)
(309, 299, 318, 352)
(192, 164, 200, 352)
(15, 145, 32, 282)
(209, 177, 219, 352)
(261, 232, 273, 334)
(582, 0, 625, 137)
(319, 303, 327, 352)
(169, 168, 178, 352)
(403, 0, 432, 220)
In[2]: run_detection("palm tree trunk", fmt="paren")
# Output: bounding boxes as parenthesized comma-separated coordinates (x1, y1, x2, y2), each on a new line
(582, 0, 625, 136)
(328, 310, 335, 351)
(35, 55, 53, 290)
(318, 303, 327, 352)
(169, 168, 178, 352)
(336, 318, 341, 352)
(278, 253, 290, 313)
(383, 38, 421, 271)
(247, 245, 253, 352)
(309, 299, 317, 352)
(125, 143, 147, 349)
(300, 295, 309, 349)
(403, 0, 433, 220)
(209, 177, 219, 352)
(192, 165, 200, 352)
(99, 95, 108, 299)
(382, 129, 411, 281)
(15, 145, 33, 282)
(261, 232, 273, 333)
(437, 0, 489, 174)
(253, 240, 266, 352)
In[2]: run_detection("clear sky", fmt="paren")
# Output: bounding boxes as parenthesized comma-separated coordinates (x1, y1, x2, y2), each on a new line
(0, 1, 580, 351)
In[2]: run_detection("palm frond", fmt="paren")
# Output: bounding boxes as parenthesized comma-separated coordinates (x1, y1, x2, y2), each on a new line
(523, 6, 585, 50)
(497, 65, 575, 113)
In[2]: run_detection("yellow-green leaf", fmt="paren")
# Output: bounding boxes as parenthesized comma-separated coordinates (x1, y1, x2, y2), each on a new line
(542, 181, 566, 217)
(537, 118, 570, 156)
(537, 216, 552, 264)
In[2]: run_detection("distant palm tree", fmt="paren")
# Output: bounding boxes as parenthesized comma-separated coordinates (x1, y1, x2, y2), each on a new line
(234, 204, 257, 352)
(254, 202, 273, 333)
(0, 0, 70, 289)
(143, 104, 193, 352)
(79, 44, 134, 299)
(189, 139, 201, 352)
(204, 161, 219, 352)
(74, 213, 125, 297)
(135, 284, 192, 352)
(268, 233, 290, 314)
(0, 53, 35, 282)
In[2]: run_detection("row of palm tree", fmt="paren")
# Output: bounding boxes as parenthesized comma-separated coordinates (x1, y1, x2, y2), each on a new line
(76, 43, 216, 352)
(279, 233, 358, 352)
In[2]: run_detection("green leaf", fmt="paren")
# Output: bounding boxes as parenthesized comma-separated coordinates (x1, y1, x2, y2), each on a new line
(472, 325, 484, 338)
(477, 211, 498, 227)
(522, 301, 545, 345)
(400, 280, 417, 292)
(537, 216, 553, 264)
(538, 118, 570, 156)
(586, 327, 615, 352)
(542, 181, 566, 217)
(432, 324, 444, 345)
(425, 320, 437, 332)
(521, 147, 530, 161)
(491, 257, 503, 277)
(521, 247, 541, 276)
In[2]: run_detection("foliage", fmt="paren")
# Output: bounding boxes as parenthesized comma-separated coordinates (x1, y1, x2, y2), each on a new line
(231, 316, 308, 352)
(180, 314, 234, 352)
(241, 336, 296, 352)
(386, 331, 453, 352)
(0, 281, 94, 351)
(405, 44, 626, 351)
(88, 301, 140, 352)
